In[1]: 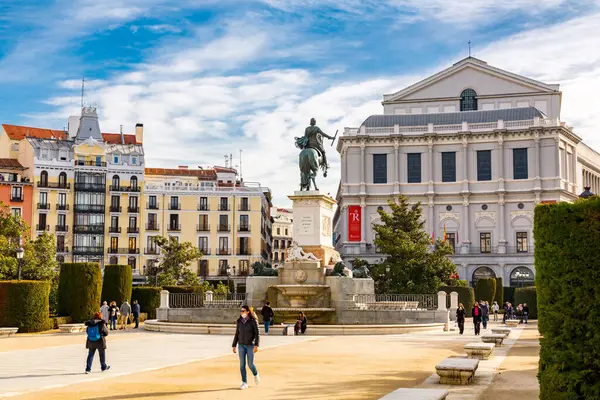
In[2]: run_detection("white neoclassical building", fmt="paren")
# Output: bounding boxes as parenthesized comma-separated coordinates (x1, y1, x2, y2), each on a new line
(333, 57, 600, 288)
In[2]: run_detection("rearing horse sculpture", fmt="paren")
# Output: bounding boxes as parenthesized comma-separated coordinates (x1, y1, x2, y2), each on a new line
(295, 118, 337, 191)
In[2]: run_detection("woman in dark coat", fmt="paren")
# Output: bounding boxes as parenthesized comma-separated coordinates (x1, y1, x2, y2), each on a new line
(294, 312, 307, 335)
(84, 312, 110, 373)
(456, 303, 466, 335)
(232, 305, 260, 390)
(472, 301, 483, 335)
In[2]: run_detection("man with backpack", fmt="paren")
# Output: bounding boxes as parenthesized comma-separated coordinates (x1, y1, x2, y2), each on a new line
(84, 312, 110, 374)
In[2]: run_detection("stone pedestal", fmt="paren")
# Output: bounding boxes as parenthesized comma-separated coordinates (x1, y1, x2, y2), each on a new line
(288, 191, 337, 267)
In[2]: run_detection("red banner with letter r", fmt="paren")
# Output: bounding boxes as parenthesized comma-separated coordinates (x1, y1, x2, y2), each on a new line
(348, 206, 361, 242)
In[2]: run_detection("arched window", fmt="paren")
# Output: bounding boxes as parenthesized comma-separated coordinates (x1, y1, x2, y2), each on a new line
(510, 266, 534, 287)
(460, 89, 477, 111)
(472, 266, 496, 286)
(130, 176, 138, 190)
(40, 170, 48, 187)
(128, 257, 136, 270)
(58, 172, 67, 188)
(112, 175, 120, 190)
(109, 256, 118, 265)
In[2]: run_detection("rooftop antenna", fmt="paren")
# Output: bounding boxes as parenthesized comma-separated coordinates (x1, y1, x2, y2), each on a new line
(468, 40, 472, 57)
(224, 154, 229, 168)
(230, 153, 233, 170)
(239, 149, 243, 181)
(81, 77, 85, 108)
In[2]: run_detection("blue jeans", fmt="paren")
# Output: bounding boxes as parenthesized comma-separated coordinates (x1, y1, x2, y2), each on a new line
(238, 345, 258, 383)
(523, 312, 529, 324)
(264, 321, 270, 334)
(86, 348, 107, 371)
(110, 318, 117, 330)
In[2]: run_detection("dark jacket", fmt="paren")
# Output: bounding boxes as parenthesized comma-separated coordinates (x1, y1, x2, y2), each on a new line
(481, 303, 489, 317)
(132, 303, 141, 316)
(298, 316, 307, 330)
(232, 317, 259, 347)
(260, 305, 274, 322)
(109, 305, 119, 319)
(472, 306, 482, 323)
(85, 319, 109, 349)
(523, 306, 530, 314)
(456, 307, 466, 322)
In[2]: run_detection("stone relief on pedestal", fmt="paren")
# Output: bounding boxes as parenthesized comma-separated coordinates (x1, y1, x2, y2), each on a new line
(321, 216, 331, 237)
(286, 241, 321, 262)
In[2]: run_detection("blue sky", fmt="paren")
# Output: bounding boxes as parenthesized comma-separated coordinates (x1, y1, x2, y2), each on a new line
(1, 0, 600, 205)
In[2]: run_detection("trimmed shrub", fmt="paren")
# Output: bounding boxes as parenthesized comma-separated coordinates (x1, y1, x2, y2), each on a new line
(474, 278, 496, 305)
(494, 277, 504, 306)
(440, 286, 475, 314)
(514, 286, 537, 319)
(162, 285, 203, 294)
(131, 287, 161, 319)
(503, 287, 516, 304)
(0, 281, 51, 332)
(101, 265, 133, 305)
(58, 262, 102, 323)
(535, 198, 600, 399)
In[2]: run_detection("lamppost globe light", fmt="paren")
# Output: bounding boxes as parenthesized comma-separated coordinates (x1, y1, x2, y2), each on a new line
(16, 247, 24, 259)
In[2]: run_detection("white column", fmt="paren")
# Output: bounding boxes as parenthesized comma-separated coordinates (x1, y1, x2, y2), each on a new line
(393, 142, 399, 194)
(572, 145, 578, 193)
(437, 291, 447, 311)
(360, 142, 366, 194)
(498, 194, 506, 253)
(450, 292, 459, 309)
(340, 148, 347, 186)
(461, 195, 470, 253)
(361, 198, 367, 244)
(534, 133, 541, 189)
(205, 290, 213, 302)
(428, 138, 434, 194)
(462, 136, 469, 192)
(160, 290, 170, 308)
(498, 137, 505, 191)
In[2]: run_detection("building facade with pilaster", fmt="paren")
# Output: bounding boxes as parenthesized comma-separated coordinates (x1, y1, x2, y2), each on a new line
(333, 57, 600, 288)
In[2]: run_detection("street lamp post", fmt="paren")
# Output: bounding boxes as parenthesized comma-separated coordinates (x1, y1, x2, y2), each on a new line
(226, 266, 231, 297)
(232, 266, 237, 294)
(385, 265, 391, 294)
(16, 247, 24, 280)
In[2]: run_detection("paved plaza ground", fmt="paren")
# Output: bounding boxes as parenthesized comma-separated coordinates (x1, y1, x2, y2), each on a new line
(0, 321, 540, 400)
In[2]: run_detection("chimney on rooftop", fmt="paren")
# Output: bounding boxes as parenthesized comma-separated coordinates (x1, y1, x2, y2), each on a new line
(135, 123, 143, 144)
(120, 125, 124, 144)
(178, 165, 188, 169)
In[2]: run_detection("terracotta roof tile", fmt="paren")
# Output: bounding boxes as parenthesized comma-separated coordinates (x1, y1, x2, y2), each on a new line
(2, 124, 68, 140)
(101, 133, 139, 145)
(145, 168, 217, 179)
(0, 158, 25, 169)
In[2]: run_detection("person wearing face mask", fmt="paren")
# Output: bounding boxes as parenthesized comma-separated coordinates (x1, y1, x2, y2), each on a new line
(232, 305, 260, 390)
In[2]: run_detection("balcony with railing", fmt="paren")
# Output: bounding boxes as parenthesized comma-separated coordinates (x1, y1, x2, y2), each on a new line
(128, 206, 139, 213)
(238, 224, 250, 232)
(458, 245, 533, 255)
(127, 226, 139, 233)
(37, 203, 50, 210)
(55, 224, 68, 232)
(56, 246, 69, 254)
(109, 226, 121, 233)
(56, 204, 69, 211)
(109, 205, 122, 213)
(199, 248, 210, 255)
(74, 183, 105, 192)
(107, 247, 140, 254)
(196, 224, 210, 232)
(217, 248, 231, 256)
(10, 194, 23, 202)
(168, 224, 181, 231)
(198, 204, 209, 211)
(146, 223, 159, 231)
(73, 224, 104, 234)
(75, 160, 107, 167)
(217, 224, 230, 232)
(218, 203, 230, 211)
(109, 185, 141, 192)
(37, 181, 71, 189)
(144, 247, 159, 255)
(197, 261, 208, 277)
(238, 204, 250, 211)
(72, 246, 104, 255)
(169, 203, 181, 210)
(36, 224, 50, 231)
(147, 202, 159, 210)
(74, 204, 105, 213)
(237, 248, 250, 256)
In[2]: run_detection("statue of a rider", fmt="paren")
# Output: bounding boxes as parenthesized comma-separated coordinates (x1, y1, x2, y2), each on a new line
(295, 118, 336, 171)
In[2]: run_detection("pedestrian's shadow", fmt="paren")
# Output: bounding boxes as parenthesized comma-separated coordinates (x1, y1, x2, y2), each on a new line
(0, 372, 82, 379)
(86, 389, 237, 399)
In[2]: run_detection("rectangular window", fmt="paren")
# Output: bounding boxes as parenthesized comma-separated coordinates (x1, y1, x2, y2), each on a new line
(39, 213, 47, 227)
(110, 237, 118, 249)
(198, 237, 208, 253)
(57, 214, 66, 227)
(219, 215, 229, 231)
(219, 259, 228, 275)
(170, 196, 179, 209)
(170, 214, 179, 229)
(240, 260, 249, 275)
(220, 197, 228, 210)
(480, 232, 491, 253)
(285, 228, 288, 235)
(442, 152, 456, 182)
(11, 208, 21, 218)
(373, 154, 387, 184)
(149, 195, 157, 208)
(131, 156, 137, 165)
(129, 196, 138, 209)
(57, 235, 65, 251)
(199, 197, 208, 210)
(513, 148, 528, 180)
(129, 216, 137, 228)
(218, 237, 229, 254)
(147, 236, 156, 251)
(446, 232, 456, 253)
(198, 214, 208, 230)
(113, 155, 119, 164)
(516, 232, 528, 253)
(277, 227, 281, 235)
(198, 259, 208, 276)
(11, 186, 22, 200)
(477, 150, 492, 181)
(240, 197, 249, 211)
(128, 237, 136, 250)
(239, 215, 249, 230)
(239, 237, 249, 255)
(111, 195, 120, 208)
(274, 239, 279, 249)
(39, 192, 48, 206)
(111, 216, 119, 228)
(58, 193, 66, 206)
(407, 153, 422, 183)
(148, 213, 156, 225)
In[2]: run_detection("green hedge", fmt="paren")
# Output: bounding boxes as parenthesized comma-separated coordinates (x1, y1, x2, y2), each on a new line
(494, 277, 504, 306)
(58, 263, 102, 323)
(440, 286, 475, 314)
(162, 285, 203, 294)
(474, 278, 496, 305)
(535, 198, 600, 399)
(101, 265, 132, 305)
(131, 287, 161, 319)
(0, 281, 51, 332)
(514, 286, 537, 319)
(503, 287, 516, 304)
(49, 316, 72, 329)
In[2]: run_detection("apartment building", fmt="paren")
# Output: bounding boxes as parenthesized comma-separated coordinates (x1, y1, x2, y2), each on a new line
(271, 207, 293, 266)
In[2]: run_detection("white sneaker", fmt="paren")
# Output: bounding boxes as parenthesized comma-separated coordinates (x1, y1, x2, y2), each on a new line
(254, 373, 260, 385)
(240, 382, 249, 390)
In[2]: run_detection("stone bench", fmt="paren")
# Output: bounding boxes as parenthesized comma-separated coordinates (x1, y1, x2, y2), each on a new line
(58, 323, 86, 333)
(505, 319, 519, 327)
(0, 328, 18, 338)
(435, 357, 479, 385)
(481, 334, 505, 346)
(491, 327, 511, 337)
(380, 388, 449, 399)
(464, 342, 495, 360)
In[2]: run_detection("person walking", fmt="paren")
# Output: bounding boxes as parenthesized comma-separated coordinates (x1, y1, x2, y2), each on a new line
(119, 300, 131, 330)
(522, 303, 530, 324)
(472, 302, 482, 335)
(492, 301, 500, 321)
(456, 303, 466, 335)
(132, 300, 141, 329)
(109, 301, 119, 330)
(481, 301, 489, 330)
(503, 302, 509, 323)
(294, 312, 307, 335)
(260, 301, 274, 336)
(232, 305, 260, 390)
(84, 312, 110, 374)
(100, 301, 110, 325)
